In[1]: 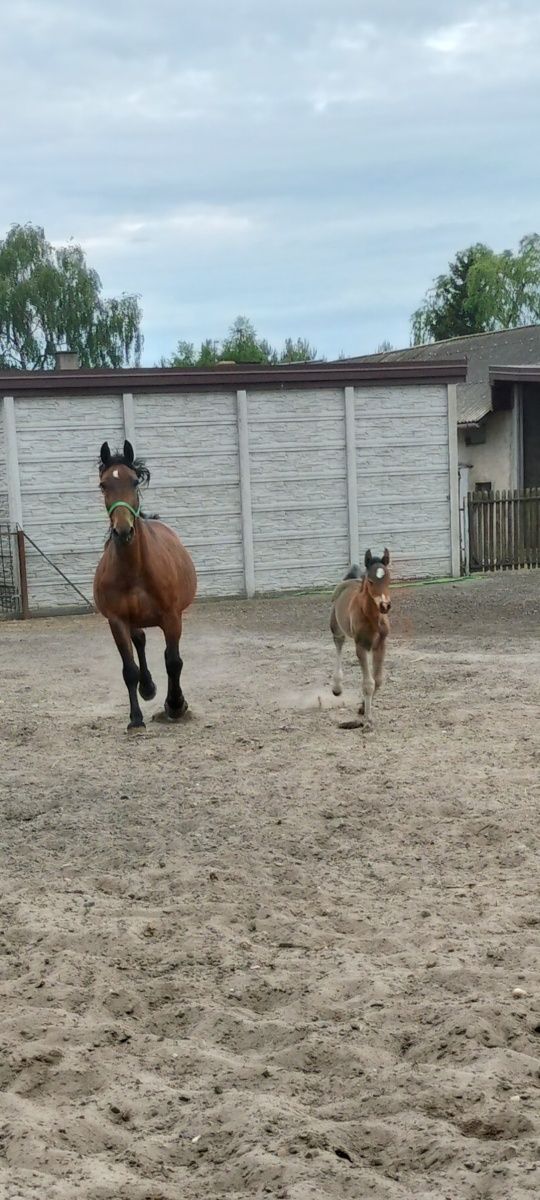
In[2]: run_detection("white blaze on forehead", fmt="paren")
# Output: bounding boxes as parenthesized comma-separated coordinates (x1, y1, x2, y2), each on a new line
(375, 566, 385, 579)
(112, 469, 119, 479)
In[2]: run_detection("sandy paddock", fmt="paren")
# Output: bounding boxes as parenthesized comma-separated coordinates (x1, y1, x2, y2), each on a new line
(0, 573, 539, 1199)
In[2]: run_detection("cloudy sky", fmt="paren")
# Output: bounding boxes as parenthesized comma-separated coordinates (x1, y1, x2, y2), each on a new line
(1, 0, 539, 362)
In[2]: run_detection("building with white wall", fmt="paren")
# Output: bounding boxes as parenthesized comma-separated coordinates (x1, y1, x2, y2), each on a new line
(1, 358, 463, 615)
(342, 325, 540, 498)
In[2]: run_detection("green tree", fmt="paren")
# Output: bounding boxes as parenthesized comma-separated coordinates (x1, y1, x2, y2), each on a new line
(411, 235, 540, 344)
(279, 336, 318, 363)
(376, 339, 394, 353)
(468, 234, 540, 330)
(411, 244, 489, 343)
(163, 315, 320, 367)
(162, 339, 196, 367)
(220, 316, 274, 363)
(0, 223, 142, 368)
(197, 339, 220, 366)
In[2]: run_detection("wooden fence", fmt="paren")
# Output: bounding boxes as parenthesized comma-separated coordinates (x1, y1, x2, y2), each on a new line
(467, 488, 540, 572)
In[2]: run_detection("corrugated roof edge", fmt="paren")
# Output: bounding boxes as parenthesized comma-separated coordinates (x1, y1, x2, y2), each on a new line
(335, 324, 540, 363)
(0, 359, 467, 394)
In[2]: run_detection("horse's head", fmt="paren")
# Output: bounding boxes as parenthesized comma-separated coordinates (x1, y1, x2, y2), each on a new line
(99, 440, 150, 544)
(364, 548, 391, 614)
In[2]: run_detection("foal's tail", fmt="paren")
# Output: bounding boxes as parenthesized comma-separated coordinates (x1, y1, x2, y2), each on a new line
(331, 563, 363, 602)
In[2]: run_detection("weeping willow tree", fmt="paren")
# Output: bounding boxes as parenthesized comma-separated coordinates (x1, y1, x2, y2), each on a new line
(0, 223, 142, 369)
(411, 234, 540, 344)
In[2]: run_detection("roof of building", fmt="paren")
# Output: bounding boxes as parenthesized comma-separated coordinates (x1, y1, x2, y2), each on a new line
(456, 385, 493, 425)
(337, 325, 540, 426)
(0, 358, 467, 395)
(490, 365, 540, 385)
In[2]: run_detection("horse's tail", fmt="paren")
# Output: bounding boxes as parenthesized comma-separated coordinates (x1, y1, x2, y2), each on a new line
(343, 563, 362, 580)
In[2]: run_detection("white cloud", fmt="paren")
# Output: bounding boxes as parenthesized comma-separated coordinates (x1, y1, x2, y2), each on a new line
(89, 67, 218, 123)
(425, 6, 540, 74)
(310, 83, 377, 113)
(425, 20, 477, 56)
(66, 208, 259, 255)
(329, 23, 378, 53)
(1, 0, 539, 361)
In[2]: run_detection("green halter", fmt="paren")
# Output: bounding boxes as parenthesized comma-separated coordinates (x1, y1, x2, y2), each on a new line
(107, 500, 141, 519)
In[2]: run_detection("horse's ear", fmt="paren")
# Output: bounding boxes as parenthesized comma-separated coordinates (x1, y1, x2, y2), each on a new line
(123, 440, 135, 466)
(364, 549, 373, 569)
(382, 548, 390, 566)
(100, 442, 111, 467)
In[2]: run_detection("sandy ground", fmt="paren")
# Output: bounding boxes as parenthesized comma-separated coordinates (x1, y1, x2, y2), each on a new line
(0, 573, 539, 1200)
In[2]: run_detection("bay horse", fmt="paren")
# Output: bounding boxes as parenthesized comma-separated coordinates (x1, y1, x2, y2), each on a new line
(330, 549, 391, 730)
(93, 440, 197, 731)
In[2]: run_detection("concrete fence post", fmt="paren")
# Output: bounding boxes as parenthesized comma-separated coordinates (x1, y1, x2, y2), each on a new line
(344, 386, 359, 567)
(236, 389, 255, 597)
(447, 383, 461, 577)
(3, 396, 23, 529)
(122, 392, 136, 451)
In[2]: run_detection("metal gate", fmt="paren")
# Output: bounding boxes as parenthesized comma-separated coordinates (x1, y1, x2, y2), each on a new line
(0, 524, 20, 617)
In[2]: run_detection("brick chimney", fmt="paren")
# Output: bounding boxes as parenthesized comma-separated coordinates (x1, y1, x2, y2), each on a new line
(54, 348, 80, 371)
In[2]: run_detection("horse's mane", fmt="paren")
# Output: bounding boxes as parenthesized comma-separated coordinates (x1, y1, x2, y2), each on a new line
(98, 448, 151, 488)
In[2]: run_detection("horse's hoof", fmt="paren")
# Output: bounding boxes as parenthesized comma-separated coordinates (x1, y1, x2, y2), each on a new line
(127, 721, 146, 733)
(152, 701, 190, 724)
(331, 685, 343, 697)
(139, 681, 157, 701)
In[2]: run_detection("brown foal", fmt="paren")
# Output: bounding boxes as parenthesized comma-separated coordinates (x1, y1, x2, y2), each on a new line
(330, 549, 391, 730)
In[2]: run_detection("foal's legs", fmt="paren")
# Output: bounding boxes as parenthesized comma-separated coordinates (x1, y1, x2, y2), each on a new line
(160, 618, 188, 721)
(330, 609, 345, 696)
(372, 636, 387, 696)
(109, 618, 145, 730)
(131, 629, 157, 701)
(355, 643, 375, 727)
(358, 637, 387, 715)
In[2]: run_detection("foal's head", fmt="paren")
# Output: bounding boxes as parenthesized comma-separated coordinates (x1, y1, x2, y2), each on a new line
(98, 440, 150, 544)
(364, 548, 391, 614)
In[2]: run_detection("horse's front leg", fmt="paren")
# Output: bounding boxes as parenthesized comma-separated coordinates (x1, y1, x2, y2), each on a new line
(131, 628, 157, 701)
(358, 634, 387, 715)
(154, 619, 188, 722)
(356, 643, 375, 729)
(330, 608, 345, 696)
(109, 619, 145, 731)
